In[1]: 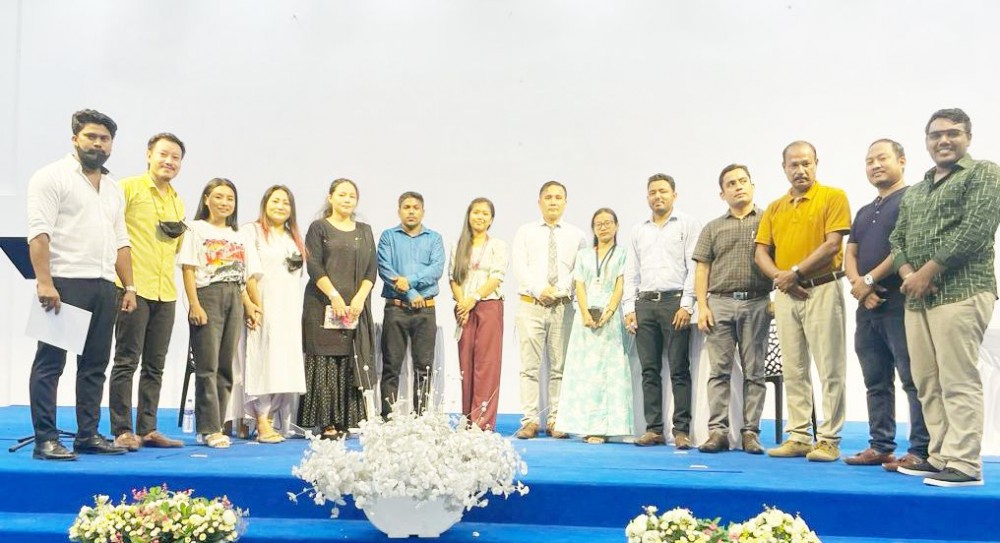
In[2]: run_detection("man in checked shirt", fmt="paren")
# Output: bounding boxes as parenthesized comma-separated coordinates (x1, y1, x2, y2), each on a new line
(890, 108, 1000, 488)
(693, 164, 771, 455)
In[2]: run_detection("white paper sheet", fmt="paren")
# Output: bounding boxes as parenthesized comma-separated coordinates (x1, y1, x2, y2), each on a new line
(25, 300, 92, 354)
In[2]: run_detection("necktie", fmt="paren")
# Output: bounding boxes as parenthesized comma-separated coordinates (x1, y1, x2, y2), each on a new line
(547, 225, 558, 286)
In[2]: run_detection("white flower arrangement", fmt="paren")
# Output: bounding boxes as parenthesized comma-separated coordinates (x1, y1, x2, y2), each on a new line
(626, 505, 821, 543)
(727, 506, 821, 543)
(69, 485, 247, 543)
(291, 407, 529, 517)
(625, 506, 727, 543)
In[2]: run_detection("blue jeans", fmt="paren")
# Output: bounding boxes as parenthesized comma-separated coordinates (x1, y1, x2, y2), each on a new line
(854, 315, 929, 456)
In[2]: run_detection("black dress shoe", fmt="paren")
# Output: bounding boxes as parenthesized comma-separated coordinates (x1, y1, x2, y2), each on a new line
(73, 434, 127, 455)
(32, 439, 78, 461)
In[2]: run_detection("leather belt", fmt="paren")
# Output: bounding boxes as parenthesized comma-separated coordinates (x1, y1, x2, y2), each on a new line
(388, 298, 435, 309)
(637, 290, 682, 302)
(798, 271, 845, 289)
(519, 294, 571, 307)
(710, 290, 769, 301)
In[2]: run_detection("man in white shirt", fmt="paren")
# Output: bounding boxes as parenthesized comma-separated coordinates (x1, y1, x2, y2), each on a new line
(26, 109, 137, 460)
(624, 173, 701, 448)
(512, 181, 587, 439)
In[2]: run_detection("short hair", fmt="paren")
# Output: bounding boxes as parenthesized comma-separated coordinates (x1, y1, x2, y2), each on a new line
(717, 164, 751, 189)
(925, 108, 972, 136)
(71, 109, 117, 138)
(398, 191, 424, 207)
(147, 132, 186, 157)
(782, 140, 817, 164)
(647, 173, 675, 190)
(538, 180, 567, 198)
(868, 138, 905, 159)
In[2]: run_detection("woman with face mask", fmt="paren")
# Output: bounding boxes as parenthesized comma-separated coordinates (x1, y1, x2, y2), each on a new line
(229, 185, 308, 443)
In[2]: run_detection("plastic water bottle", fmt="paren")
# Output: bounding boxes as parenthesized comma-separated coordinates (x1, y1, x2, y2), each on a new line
(182, 397, 195, 434)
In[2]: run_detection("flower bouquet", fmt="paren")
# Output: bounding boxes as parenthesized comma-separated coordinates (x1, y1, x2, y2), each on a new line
(727, 506, 821, 543)
(291, 407, 528, 536)
(625, 506, 728, 543)
(69, 485, 247, 543)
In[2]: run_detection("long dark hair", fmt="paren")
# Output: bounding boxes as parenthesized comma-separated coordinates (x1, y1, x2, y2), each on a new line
(453, 197, 495, 285)
(257, 185, 306, 257)
(319, 178, 359, 219)
(591, 207, 618, 247)
(194, 178, 239, 231)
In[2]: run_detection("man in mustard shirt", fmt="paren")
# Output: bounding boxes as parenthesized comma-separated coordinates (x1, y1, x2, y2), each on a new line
(109, 133, 187, 451)
(754, 141, 851, 462)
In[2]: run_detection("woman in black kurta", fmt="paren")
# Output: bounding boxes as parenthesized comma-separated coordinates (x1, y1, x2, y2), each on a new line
(298, 178, 377, 437)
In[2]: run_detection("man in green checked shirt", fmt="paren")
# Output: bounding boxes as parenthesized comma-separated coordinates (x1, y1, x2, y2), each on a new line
(889, 108, 1000, 488)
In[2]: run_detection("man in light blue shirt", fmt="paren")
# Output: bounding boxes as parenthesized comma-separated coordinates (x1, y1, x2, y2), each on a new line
(624, 173, 701, 448)
(377, 192, 445, 417)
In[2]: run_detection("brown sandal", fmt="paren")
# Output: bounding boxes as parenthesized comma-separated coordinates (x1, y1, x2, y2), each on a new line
(584, 435, 607, 444)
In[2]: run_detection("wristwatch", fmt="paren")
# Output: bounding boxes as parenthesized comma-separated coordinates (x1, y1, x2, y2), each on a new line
(863, 274, 875, 286)
(790, 265, 801, 277)
(124, 285, 137, 293)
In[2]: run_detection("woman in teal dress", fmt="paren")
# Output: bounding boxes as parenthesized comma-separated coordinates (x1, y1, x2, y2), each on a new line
(555, 208, 633, 443)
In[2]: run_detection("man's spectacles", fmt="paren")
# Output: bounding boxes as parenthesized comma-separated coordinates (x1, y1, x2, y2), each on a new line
(927, 129, 967, 141)
(593, 221, 615, 230)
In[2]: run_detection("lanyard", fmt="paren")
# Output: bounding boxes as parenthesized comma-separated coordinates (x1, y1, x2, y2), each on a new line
(595, 244, 615, 280)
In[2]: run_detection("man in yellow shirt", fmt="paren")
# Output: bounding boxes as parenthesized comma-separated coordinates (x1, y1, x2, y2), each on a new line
(754, 141, 851, 462)
(109, 133, 187, 450)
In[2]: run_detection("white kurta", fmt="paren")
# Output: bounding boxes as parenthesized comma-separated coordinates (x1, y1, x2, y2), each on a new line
(244, 224, 307, 397)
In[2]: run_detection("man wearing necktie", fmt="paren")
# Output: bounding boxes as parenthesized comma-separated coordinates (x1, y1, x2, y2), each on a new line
(512, 181, 587, 439)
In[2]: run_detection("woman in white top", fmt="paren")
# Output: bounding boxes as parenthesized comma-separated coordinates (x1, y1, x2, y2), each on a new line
(179, 178, 261, 449)
(239, 185, 308, 443)
(449, 197, 507, 430)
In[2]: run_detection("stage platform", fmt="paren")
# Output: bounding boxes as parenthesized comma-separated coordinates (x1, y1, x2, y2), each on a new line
(1, 406, 997, 542)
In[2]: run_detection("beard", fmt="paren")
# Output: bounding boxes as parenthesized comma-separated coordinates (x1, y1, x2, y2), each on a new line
(76, 146, 110, 171)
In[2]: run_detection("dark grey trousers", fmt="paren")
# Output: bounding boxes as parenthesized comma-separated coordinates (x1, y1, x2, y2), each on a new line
(189, 282, 243, 434)
(109, 295, 176, 436)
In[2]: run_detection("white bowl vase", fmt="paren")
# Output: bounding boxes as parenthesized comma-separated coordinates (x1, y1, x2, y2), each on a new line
(362, 496, 463, 538)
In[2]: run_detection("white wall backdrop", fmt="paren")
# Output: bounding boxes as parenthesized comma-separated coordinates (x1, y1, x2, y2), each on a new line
(2, 1, 999, 427)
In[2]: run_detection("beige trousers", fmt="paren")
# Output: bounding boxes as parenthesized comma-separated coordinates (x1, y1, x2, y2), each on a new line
(515, 301, 574, 425)
(905, 291, 993, 479)
(773, 280, 846, 444)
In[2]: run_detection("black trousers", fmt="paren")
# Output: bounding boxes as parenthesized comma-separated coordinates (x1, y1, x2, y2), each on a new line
(380, 303, 437, 416)
(30, 277, 117, 441)
(109, 295, 176, 436)
(635, 297, 692, 434)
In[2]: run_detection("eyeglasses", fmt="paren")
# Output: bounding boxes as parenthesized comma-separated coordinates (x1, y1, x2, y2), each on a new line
(593, 221, 616, 230)
(927, 129, 967, 141)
